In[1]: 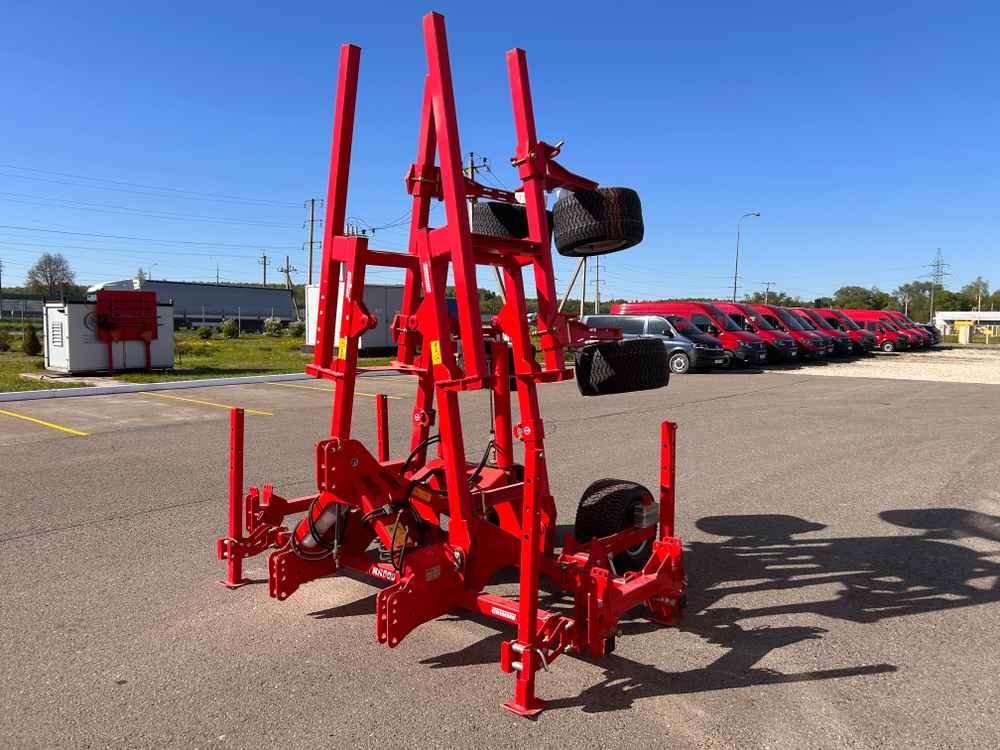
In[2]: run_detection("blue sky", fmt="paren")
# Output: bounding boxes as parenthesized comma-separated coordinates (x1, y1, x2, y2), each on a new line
(1, 1, 997, 301)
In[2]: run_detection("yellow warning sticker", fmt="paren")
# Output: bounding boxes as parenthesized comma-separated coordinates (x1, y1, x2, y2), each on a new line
(390, 521, 408, 549)
(410, 485, 432, 503)
(337, 337, 348, 359)
(429, 339, 442, 365)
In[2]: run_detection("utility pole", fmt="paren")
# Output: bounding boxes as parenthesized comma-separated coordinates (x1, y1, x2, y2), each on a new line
(580, 258, 587, 316)
(593, 256, 601, 314)
(926, 248, 949, 324)
(305, 198, 319, 285)
(216, 263, 220, 285)
(0, 258, 4, 320)
(259, 251, 270, 285)
(760, 281, 776, 305)
(463, 152, 504, 298)
(278, 255, 300, 320)
(463, 151, 489, 195)
(733, 212, 761, 302)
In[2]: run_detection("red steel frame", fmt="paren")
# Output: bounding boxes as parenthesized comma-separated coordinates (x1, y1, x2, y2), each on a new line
(216, 12, 685, 717)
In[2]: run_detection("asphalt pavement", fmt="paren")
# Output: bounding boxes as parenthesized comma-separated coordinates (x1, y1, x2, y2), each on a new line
(1, 370, 998, 748)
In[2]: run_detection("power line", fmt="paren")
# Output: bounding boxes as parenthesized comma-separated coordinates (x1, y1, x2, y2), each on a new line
(0, 191, 302, 228)
(0, 224, 300, 250)
(0, 164, 303, 208)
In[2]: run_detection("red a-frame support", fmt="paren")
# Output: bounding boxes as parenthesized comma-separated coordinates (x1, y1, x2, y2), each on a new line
(216, 12, 685, 717)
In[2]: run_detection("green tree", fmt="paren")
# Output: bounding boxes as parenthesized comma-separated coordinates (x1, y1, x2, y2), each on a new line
(745, 290, 802, 306)
(833, 286, 883, 309)
(960, 277, 990, 309)
(26, 253, 76, 297)
(892, 281, 932, 320)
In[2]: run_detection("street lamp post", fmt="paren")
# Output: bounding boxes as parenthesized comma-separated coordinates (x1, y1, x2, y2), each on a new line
(732, 212, 760, 302)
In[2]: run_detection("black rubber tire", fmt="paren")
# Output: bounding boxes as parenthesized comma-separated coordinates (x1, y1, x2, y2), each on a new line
(574, 478, 655, 572)
(574, 338, 669, 396)
(668, 351, 690, 374)
(552, 187, 643, 257)
(881, 340, 895, 353)
(471, 201, 551, 239)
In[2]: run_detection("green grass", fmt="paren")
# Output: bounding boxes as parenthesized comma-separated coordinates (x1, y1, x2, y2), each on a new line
(0, 328, 393, 392)
(0, 351, 90, 392)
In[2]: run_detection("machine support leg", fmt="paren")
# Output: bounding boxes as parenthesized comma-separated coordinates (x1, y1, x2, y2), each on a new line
(375, 393, 389, 462)
(491, 341, 513, 471)
(220, 408, 249, 588)
(659, 420, 677, 539)
(503, 436, 548, 717)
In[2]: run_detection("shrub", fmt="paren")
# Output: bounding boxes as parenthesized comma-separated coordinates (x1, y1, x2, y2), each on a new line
(263, 318, 283, 337)
(0, 331, 10, 352)
(221, 319, 240, 339)
(197, 325, 213, 340)
(176, 340, 213, 358)
(22, 323, 42, 356)
(287, 320, 306, 338)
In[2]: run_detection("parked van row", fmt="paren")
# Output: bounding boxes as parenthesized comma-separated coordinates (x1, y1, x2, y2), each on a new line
(584, 300, 937, 374)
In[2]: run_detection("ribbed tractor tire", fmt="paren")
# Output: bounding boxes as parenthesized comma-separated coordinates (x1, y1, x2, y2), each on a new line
(574, 338, 669, 396)
(471, 201, 552, 239)
(552, 187, 643, 257)
(574, 478, 655, 572)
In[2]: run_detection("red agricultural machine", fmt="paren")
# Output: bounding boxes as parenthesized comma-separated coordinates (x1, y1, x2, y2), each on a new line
(216, 12, 685, 717)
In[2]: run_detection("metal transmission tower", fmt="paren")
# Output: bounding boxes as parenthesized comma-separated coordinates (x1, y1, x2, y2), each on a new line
(927, 249, 950, 323)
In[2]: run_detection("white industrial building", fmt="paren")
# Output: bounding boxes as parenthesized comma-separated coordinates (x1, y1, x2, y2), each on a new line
(933, 310, 1000, 335)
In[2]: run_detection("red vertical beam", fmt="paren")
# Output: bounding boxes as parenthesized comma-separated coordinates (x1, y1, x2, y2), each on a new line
(375, 393, 389, 462)
(421, 12, 487, 380)
(313, 43, 361, 371)
(504, 430, 548, 717)
(222, 407, 247, 588)
(490, 340, 513, 471)
(329, 235, 368, 439)
(659, 420, 677, 539)
(398, 80, 436, 366)
(506, 48, 563, 371)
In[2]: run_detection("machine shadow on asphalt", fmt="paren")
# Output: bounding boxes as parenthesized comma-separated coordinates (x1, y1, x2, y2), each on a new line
(330, 507, 999, 714)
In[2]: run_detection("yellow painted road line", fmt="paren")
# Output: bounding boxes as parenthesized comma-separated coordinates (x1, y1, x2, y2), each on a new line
(0, 407, 89, 437)
(140, 391, 272, 416)
(268, 382, 401, 399)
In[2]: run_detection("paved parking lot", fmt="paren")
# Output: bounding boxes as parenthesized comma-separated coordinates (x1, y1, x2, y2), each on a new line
(2, 369, 998, 748)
